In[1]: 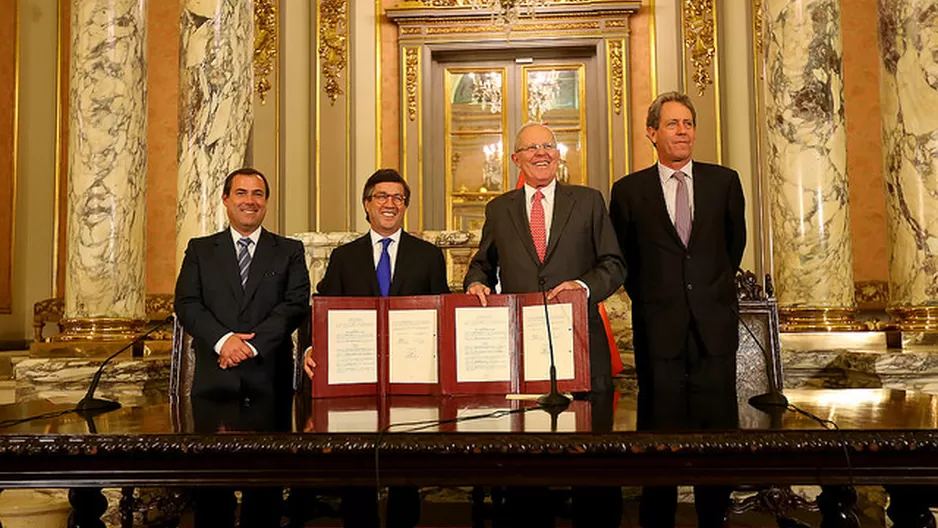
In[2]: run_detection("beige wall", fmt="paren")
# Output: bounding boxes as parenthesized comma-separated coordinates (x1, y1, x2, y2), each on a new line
(0, 0, 57, 341)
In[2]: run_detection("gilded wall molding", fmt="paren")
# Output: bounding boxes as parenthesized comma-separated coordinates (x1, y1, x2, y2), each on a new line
(405, 47, 420, 121)
(752, 0, 764, 55)
(682, 0, 716, 96)
(608, 39, 624, 115)
(254, 0, 278, 104)
(318, 0, 348, 104)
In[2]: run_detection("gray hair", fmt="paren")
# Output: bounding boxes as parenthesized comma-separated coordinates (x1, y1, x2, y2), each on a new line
(512, 122, 557, 152)
(645, 92, 697, 129)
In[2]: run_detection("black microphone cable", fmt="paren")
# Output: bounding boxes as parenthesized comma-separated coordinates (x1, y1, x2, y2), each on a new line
(0, 316, 174, 429)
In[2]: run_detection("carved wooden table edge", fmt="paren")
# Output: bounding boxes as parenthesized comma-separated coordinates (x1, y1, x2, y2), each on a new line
(2, 430, 938, 488)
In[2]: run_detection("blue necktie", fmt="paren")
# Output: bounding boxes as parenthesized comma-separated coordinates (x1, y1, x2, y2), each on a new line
(376, 238, 392, 297)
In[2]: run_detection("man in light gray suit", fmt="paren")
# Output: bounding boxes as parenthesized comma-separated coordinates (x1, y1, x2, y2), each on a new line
(464, 122, 626, 394)
(464, 122, 626, 528)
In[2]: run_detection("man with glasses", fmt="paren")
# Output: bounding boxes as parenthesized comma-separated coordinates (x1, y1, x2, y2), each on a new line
(299, 168, 449, 528)
(464, 122, 626, 528)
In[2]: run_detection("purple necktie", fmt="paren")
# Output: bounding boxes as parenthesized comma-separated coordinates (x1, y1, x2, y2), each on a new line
(673, 171, 692, 246)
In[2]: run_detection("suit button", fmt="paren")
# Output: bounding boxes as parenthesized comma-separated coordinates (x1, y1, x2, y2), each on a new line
(685, 254, 691, 260)
(686, 284, 693, 291)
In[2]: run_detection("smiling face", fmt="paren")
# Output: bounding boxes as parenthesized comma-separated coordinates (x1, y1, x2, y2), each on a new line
(364, 182, 408, 237)
(223, 173, 268, 236)
(511, 124, 559, 188)
(648, 101, 696, 169)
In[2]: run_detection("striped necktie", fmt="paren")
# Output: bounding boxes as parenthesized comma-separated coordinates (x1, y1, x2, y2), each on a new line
(237, 237, 253, 288)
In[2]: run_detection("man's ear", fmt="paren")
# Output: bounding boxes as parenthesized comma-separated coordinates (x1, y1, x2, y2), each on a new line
(646, 127, 657, 148)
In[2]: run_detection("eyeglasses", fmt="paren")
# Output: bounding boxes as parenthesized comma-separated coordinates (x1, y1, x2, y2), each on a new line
(514, 142, 557, 153)
(371, 193, 406, 205)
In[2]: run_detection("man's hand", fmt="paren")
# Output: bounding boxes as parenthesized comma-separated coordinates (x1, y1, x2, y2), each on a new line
(218, 333, 255, 369)
(303, 347, 316, 380)
(547, 280, 584, 301)
(466, 282, 491, 307)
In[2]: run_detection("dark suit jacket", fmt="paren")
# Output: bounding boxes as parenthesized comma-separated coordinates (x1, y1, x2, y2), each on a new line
(317, 231, 450, 296)
(463, 183, 626, 392)
(609, 162, 746, 362)
(174, 228, 311, 400)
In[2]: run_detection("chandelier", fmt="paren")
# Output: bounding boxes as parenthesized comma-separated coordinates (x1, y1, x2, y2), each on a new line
(463, 0, 550, 26)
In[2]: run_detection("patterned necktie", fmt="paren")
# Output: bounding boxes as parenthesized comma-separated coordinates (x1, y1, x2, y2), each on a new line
(376, 238, 392, 297)
(237, 237, 253, 288)
(673, 171, 692, 246)
(530, 189, 547, 262)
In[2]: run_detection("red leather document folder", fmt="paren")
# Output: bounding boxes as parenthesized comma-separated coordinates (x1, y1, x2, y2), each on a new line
(310, 290, 590, 399)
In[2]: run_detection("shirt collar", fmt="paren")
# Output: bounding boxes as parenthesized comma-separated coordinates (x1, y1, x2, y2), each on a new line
(230, 226, 262, 246)
(523, 178, 557, 203)
(657, 160, 694, 185)
(370, 228, 402, 246)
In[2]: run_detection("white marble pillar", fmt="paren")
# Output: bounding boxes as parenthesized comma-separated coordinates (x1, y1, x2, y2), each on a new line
(762, 0, 860, 330)
(176, 0, 254, 269)
(63, 0, 148, 339)
(878, 0, 938, 330)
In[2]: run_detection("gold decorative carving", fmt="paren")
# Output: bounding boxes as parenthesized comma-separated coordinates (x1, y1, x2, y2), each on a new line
(254, 0, 278, 104)
(682, 0, 715, 96)
(405, 47, 420, 121)
(608, 40, 624, 115)
(425, 20, 598, 34)
(606, 19, 627, 28)
(402, 26, 422, 34)
(318, 0, 348, 104)
(752, 0, 764, 54)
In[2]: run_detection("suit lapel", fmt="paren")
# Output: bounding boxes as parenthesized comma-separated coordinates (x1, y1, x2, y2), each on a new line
(215, 230, 246, 305)
(687, 163, 710, 250)
(355, 234, 381, 296)
(242, 229, 276, 306)
(645, 166, 686, 248)
(543, 184, 573, 263)
(506, 189, 541, 266)
(388, 232, 412, 297)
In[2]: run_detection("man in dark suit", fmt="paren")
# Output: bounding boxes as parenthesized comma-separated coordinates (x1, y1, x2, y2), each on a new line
(301, 168, 449, 528)
(464, 122, 626, 394)
(609, 92, 747, 528)
(464, 123, 626, 528)
(175, 167, 311, 528)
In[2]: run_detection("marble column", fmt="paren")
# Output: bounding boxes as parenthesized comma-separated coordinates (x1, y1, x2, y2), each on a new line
(176, 0, 254, 268)
(762, 0, 861, 331)
(878, 0, 938, 331)
(62, 0, 148, 340)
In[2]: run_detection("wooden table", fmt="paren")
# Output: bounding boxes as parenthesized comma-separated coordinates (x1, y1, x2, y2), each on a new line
(2, 388, 938, 526)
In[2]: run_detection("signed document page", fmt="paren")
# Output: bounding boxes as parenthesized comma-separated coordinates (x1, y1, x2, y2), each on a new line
(327, 310, 378, 385)
(521, 303, 575, 382)
(455, 306, 512, 383)
(388, 309, 438, 384)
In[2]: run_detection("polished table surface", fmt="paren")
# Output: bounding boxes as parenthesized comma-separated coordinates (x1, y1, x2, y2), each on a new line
(2, 389, 938, 488)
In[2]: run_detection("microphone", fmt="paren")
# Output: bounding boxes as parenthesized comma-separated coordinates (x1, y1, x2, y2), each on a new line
(535, 277, 571, 411)
(75, 316, 175, 416)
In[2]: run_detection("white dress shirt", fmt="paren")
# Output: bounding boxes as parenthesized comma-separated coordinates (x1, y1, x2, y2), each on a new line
(214, 226, 263, 357)
(369, 228, 403, 276)
(522, 179, 589, 298)
(657, 160, 695, 223)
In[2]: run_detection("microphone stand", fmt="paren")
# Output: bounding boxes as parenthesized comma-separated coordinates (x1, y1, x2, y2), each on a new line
(74, 316, 175, 417)
(536, 278, 571, 412)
